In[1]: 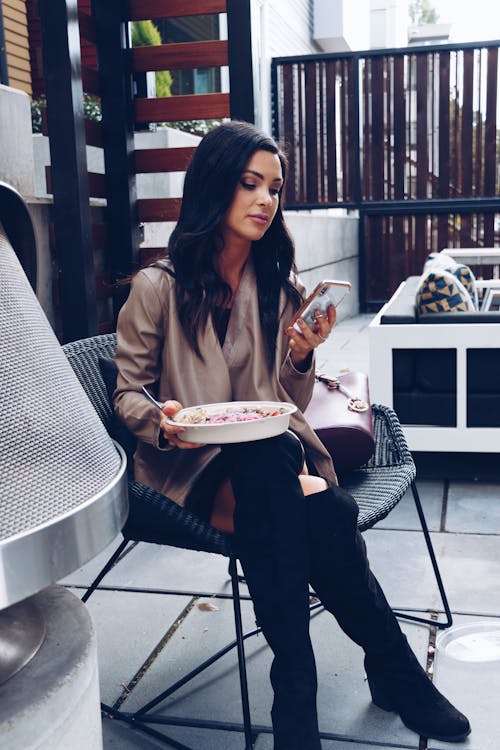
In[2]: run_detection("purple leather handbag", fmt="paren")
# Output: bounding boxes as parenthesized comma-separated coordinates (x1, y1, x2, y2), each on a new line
(305, 371, 375, 472)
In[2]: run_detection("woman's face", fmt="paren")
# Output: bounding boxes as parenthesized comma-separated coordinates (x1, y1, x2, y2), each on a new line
(220, 149, 283, 249)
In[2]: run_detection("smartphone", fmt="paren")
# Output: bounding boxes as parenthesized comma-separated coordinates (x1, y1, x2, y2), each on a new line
(292, 280, 351, 332)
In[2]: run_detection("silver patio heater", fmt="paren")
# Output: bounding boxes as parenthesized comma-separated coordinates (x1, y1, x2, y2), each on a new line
(0, 183, 128, 690)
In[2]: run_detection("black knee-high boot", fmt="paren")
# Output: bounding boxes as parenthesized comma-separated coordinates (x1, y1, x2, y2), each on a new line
(223, 433, 321, 750)
(307, 486, 403, 652)
(306, 487, 470, 743)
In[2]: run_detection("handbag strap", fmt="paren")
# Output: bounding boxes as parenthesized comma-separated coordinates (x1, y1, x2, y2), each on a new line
(315, 372, 369, 413)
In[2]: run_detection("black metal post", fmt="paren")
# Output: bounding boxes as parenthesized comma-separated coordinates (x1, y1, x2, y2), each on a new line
(408, 481, 453, 630)
(351, 54, 366, 311)
(92, 0, 140, 319)
(0, 1, 9, 86)
(270, 59, 279, 140)
(226, 0, 255, 123)
(81, 538, 129, 603)
(229, 557, 254, 748)
(39, 0, 98, 342)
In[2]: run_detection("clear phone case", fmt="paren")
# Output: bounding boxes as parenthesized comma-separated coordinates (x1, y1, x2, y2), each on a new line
(293, 281, 351, 331)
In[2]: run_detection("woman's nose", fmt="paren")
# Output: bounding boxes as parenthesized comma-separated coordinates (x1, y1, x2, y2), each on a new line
(257, 189, 272, 205)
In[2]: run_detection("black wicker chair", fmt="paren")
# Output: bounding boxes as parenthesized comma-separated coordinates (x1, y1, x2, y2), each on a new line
(63, 333, 451, 750)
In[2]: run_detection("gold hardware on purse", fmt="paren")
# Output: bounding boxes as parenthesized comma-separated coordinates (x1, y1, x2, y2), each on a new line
(315, 373, 369, 412)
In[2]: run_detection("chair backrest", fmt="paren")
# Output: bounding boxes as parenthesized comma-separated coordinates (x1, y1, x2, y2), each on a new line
(63, 333, 234, 556)
(62, 333, 117, 432)
(62, 333, 137, 476)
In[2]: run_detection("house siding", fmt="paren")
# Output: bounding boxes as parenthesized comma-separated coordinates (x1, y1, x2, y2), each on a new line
(3, 0, 31, 95)
(266, 0, 319, 57)
(253, 0, 319, 131)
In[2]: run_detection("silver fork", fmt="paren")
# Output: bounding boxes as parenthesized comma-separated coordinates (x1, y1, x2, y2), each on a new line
(141, 386, 163, 410)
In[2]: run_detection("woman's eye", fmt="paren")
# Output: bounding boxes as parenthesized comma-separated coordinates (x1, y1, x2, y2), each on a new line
(240, 180, 280, 196)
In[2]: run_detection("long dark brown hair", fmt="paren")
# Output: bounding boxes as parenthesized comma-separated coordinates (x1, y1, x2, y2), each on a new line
(165, 120, 302, 366)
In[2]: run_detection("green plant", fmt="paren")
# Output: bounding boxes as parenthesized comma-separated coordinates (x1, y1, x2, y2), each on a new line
(409, 0, 440, 24)
(131, 19, 161, 46)
(131, 20, 172, 98)
(31, 95, 45, 133)
(83, 93, 102, 122)
(31, 93, 102, 133)
(165, 119, 224, 137)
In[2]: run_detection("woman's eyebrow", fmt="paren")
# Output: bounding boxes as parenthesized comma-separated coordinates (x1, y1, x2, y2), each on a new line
(243, 169, 283, 183)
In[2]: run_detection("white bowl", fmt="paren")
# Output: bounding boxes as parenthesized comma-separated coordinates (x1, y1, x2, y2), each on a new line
(167, 401, 297, 444)
(436, 621, 500, 663)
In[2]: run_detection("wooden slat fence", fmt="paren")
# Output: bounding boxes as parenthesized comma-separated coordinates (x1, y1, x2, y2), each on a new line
(128, 0, 227, 20)
(126, 6, 231, 241)
(273, 42, 500, 309)
(37, 0, 114, 336)
(35, 0, 254, 341)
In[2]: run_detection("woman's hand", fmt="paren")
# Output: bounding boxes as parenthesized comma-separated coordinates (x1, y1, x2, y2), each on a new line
(159, 400, 205, 449)
(286, 304, 336, 368)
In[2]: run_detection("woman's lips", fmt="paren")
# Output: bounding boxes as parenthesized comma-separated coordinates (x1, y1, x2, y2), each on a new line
(248, 214, 269, 225)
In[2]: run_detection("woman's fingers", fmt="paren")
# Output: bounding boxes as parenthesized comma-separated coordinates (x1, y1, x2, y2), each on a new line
(313, 304, 336, 343)
(160, 400, 184, 440)
(166, 433, 203, 449)
(286, 303, 336, 354)
(287, 317, 315, 345)
(161, 399, 183, 417)
(159, 401, 205, 449)
(328, 304, 337, 327)
(286, 320, 316, 362)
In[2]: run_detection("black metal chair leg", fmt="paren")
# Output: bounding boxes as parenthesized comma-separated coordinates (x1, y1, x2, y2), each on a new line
(102, 703, 194, 750)
(393, 481, 453, 630)
(97, 554, 256, 747)
(229, 557, 255, 749)
(81, 537, 130, 603)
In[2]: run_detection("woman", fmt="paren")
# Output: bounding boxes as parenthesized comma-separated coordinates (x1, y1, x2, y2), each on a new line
(114, 121, 470, 749)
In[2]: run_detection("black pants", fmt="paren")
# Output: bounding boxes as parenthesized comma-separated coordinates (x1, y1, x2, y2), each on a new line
(204, 433, 405, 750)
(136, 433, 407, 749)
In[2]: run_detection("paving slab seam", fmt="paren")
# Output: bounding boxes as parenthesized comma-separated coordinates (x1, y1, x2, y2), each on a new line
(102, 540, 140, 568)
(440, 480, 449, 532)
(370, 526, 500, 539)
(368, 528, 430, 536)
(444, 609, 500, 619)
(104, 712, 196, 750)
(315, 729, 420, 748)
(112, 596, 198, 711)
(110, 718, 420, 749)
(425, 615, 439, 677)
(438, 530, 500, 537)
(366, 527, 424, 537)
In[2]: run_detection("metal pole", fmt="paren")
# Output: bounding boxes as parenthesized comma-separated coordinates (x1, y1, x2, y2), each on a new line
(39, 0, 98, 342)
(0, 1, 9, 86)
(226, 0, 255, 123)
(92, 0, 140, 320)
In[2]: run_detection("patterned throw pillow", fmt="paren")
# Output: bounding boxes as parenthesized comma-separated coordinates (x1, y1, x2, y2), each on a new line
(453, 264, 478, 308)
(416, 269, 476, 314)
(423, 252, 478, 308)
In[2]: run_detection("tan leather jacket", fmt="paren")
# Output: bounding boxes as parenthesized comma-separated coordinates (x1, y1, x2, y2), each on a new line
(114, 256, 337, 505)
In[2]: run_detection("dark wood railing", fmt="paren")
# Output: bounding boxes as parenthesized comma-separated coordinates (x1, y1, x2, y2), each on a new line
(36, 0, 254, 341)
(273, 41, 500, 308)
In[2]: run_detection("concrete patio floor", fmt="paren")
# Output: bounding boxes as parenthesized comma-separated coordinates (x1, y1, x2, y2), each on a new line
(63, 313, 500, 750)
